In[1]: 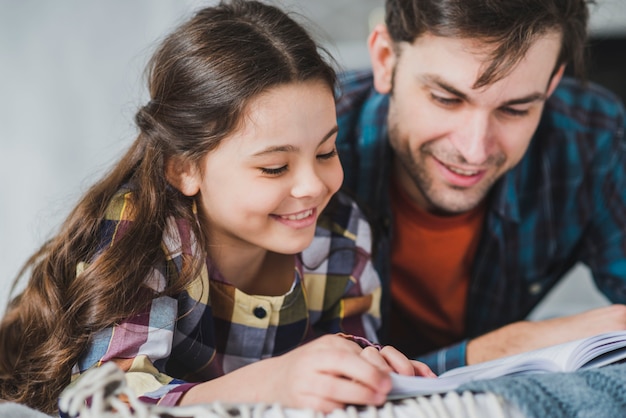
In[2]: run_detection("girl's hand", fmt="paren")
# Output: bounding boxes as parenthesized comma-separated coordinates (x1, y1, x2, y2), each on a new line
(359, 345, 437, 377)
(181, 334, 393, 412)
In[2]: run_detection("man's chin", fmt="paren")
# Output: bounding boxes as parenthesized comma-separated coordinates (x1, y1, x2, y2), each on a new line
(424, 193, 487, 216)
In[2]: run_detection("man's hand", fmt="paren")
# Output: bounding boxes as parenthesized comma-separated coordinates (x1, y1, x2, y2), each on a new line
(466, 304, 626, 365)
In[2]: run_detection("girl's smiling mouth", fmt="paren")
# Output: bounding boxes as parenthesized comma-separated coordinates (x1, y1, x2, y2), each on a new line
(271, 208, 317, 228)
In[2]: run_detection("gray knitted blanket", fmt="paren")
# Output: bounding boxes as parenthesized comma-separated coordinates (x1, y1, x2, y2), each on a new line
(4, 363, 626, 417)
(460, 362, 626, 418)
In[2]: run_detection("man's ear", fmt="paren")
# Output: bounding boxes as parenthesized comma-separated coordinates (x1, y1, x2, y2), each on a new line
(368, 24, 396, 94)
(165, 156, 201, 197)
(546, 64, 566, 97)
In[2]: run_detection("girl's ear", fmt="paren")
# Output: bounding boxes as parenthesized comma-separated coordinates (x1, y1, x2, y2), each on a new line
(165, 156, 201, 196)
(368, 24, 396, 94)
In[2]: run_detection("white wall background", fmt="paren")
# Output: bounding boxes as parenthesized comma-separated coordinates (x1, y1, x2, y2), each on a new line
(1, 0, 624, 316)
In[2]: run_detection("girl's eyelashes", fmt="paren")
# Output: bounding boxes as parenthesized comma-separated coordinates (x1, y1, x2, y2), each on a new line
(258, 148, 337, 176)
(259, 148, 339, 176)
(317, 148, 338, 160)
(260, 165, 288, 176)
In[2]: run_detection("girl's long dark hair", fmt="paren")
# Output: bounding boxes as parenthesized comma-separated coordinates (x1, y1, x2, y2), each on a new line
(0, 1, 336, 413)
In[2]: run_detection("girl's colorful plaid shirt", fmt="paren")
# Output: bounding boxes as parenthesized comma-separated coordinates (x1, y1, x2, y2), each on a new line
(72, 191, 382, 406)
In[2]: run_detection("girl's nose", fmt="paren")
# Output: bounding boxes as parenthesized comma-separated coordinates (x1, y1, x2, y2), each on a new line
(291, 166, 326, 199)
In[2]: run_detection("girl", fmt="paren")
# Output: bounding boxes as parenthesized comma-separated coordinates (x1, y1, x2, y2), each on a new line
(0, 0, 432, 414)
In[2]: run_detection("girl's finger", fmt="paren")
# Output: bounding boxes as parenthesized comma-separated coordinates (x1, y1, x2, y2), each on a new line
(314, 349, 392, 394)
(360, 346, 393, 372)
(300, 370, 388, 408)
(379, 345, 416, 375)
(410, 360, 437, 377)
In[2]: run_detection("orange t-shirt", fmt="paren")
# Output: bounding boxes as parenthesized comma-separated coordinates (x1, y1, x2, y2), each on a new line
(389, 178, 486, 357)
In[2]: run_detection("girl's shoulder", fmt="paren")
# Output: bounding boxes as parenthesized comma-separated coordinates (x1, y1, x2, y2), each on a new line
(103, 185, 137, 222)
(302, 191, 373, 273)
(316, 190, 371, 243)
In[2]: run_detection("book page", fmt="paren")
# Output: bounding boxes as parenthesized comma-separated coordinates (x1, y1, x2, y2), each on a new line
(388, 356, 559, 399)
(388, 330, 626, 399)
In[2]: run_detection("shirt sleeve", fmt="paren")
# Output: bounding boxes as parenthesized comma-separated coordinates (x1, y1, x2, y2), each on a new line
(73, 294, 198, 406)
(416, 340, 468, 375)
(72, 190, 199, 406)
(583, 113, 626, 301)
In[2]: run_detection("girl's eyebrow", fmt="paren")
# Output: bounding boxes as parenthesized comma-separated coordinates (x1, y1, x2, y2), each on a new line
(252, 125, 339, 156)
(319, 124, 339, 144)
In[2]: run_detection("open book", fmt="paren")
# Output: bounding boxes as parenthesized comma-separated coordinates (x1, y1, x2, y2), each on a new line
(389, 330, 626, 399)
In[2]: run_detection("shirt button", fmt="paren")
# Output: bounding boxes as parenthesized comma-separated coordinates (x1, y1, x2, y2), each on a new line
(253, 306, 267, 319)
(529, 283, 542, 295)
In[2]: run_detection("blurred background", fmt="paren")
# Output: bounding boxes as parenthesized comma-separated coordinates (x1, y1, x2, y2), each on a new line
(1, 0, 625, 317)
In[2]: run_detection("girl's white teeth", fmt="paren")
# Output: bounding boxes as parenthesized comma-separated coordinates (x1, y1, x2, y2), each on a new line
(282, 209, 313, 221)
(448, 166, 479, 176)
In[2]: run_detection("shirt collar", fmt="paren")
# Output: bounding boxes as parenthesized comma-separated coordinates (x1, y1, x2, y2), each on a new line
(490, 170, 521, 223)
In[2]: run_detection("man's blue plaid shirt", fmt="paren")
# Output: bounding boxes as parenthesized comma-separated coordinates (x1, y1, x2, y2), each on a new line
(335, 70, 626, 374)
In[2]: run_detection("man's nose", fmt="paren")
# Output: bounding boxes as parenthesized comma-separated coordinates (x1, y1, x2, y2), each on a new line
(449, 111, 493, 165)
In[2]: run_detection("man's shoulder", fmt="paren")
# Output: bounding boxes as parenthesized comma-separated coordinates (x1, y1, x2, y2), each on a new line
(336, 70, 377, 115)
(337, 69, 375, 94)
(546, 77, 625, 129)
(335, 69, 389, 150)
(507, 78, 626, 207)
(334, 70, 391, 208)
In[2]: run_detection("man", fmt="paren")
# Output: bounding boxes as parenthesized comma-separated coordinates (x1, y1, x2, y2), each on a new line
(336, 0, 626, 374)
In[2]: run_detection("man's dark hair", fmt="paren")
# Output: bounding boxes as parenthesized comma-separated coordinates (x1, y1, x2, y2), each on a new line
(385, 0, 594, 87)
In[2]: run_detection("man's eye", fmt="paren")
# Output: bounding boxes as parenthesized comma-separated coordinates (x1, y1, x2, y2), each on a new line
(260, 165, 288, 175)
(501, 107, 530, 117)
(431, 93, 461, 106)
(317, 149, 338, 160)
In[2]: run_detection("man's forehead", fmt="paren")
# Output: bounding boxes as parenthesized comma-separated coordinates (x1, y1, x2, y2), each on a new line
(401, 32, 561, 95)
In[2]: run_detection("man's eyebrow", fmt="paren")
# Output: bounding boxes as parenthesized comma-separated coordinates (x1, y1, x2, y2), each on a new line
(501, 93, 547, 106)
(421, 74, 469, 100)
(421, 74, 547, 105)
(252, 125, 339, 157)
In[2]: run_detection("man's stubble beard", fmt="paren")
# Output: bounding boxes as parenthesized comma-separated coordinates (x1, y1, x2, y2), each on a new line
(387, 117, 504, 216)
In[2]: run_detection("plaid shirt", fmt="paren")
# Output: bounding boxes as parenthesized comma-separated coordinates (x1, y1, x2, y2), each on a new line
(336, 70, 626, 374)
(73, 190, 382, 406)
